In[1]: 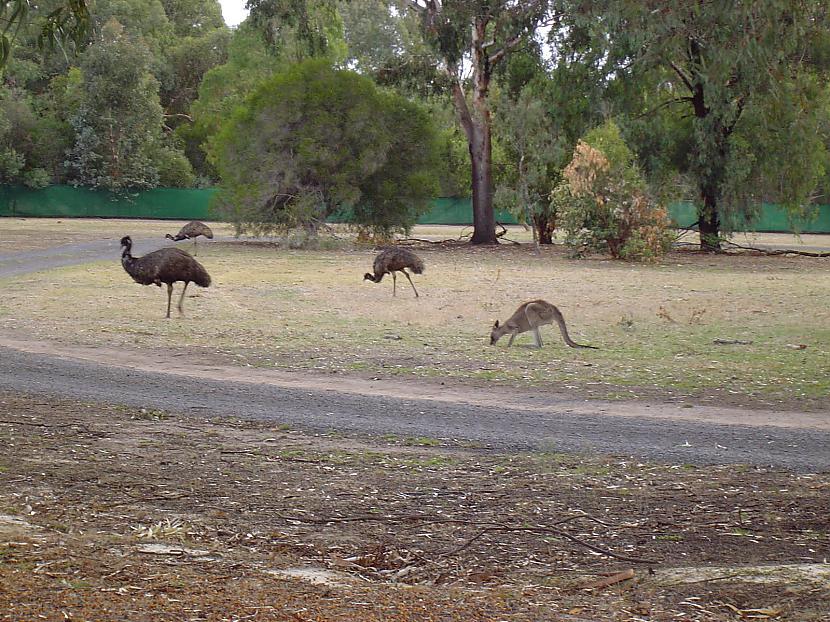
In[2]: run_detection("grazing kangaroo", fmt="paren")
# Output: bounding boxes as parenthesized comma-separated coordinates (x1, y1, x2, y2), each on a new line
(490, 300, 598, 349)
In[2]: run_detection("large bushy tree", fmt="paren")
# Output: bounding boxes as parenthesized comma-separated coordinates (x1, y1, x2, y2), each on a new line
(591, 0, 830, 250)
(493, 85, 560, 245)
(209, 58, 440, 236)
(63, 19, 167, 189)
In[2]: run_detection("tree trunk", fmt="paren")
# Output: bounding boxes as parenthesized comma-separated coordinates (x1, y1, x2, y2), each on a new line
(698, 185, 721, 252)
(469, 123, 496, 244)
(534, 213, 555, 244)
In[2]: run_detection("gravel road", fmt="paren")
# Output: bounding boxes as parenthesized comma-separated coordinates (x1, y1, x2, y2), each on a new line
(1, 238, 828, 472)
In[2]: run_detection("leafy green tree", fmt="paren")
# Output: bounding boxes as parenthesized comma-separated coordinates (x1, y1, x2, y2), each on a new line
(247, 0, 346, 61)
(161, 0, 224, 36)
(90, 0, 172, 46)
(0, 85, 57, 186)
(0, 0, 89, 67)
(152, 143, 196, 186)
(183, 23, 282, 179)
(590, 0, 830, 250)
(493, 86, 561, 245)
(160, 25, 230, 132)
(209, 59, 440, 236)
(64, 19, 164, 189)
(405, 0, 556, 244)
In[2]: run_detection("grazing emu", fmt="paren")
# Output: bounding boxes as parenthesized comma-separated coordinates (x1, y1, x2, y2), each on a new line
(120, 236, 211, 318)
(165, 221, 214, 256)
(363, 247, 424, 297)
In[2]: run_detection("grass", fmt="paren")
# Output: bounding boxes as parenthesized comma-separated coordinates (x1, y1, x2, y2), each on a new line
(1, 220, 829, 407)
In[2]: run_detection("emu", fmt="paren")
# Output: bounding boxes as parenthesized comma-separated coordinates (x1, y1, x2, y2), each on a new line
(165, 221, 214, 256)
(363, 247, 424, 297)
(120, 236, 211, 318)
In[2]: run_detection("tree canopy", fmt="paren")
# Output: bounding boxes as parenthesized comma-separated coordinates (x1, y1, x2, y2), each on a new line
(209, 58, 440, 236)
(590, 0, 830, 249)
(1, 0, 829, 251)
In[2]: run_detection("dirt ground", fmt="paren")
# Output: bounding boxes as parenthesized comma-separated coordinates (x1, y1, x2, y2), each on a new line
(1, 392, 828, 621)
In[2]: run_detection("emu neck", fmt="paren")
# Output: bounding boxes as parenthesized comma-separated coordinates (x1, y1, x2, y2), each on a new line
(121, 247, 134, 270)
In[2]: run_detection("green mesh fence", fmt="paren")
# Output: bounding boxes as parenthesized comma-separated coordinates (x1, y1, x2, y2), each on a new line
(415, 197, 520, 225)
(1, 185, 829, 233)
(0, 185, 215, 220)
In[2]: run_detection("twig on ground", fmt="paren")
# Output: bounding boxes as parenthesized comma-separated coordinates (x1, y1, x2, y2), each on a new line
(276, 513, 658, 565)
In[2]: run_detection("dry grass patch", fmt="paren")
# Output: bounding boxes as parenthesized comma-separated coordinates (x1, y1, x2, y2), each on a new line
(1, 234, 829, 408)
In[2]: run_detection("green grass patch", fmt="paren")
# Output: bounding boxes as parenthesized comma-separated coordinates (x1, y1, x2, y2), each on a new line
(2, 234, 829, 407)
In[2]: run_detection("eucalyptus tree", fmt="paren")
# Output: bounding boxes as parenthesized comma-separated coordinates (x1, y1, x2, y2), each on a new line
(493, 85, 560, 245)
(404, 0, 557, 244)
(184, 22, 282, 178)
(591, 0, 830, 250)
(161, 0, 224, 36)
(246, 0, 346, 61)
(63, 19, 167, 190)
(0, 0, 89, 68)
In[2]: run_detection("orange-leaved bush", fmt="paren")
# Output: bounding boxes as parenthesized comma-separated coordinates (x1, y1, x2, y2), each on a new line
(552, 122, 673, 261)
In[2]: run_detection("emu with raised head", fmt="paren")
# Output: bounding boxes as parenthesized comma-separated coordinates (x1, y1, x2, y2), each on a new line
(121, 235, 211, 318)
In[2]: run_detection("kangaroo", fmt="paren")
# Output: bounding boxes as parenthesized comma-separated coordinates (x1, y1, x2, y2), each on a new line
(490, 299, 598, 349)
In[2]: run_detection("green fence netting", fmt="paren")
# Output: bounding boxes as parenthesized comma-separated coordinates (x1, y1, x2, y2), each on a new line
(2, 185, 829, 233)
(0, 185, 215, 220)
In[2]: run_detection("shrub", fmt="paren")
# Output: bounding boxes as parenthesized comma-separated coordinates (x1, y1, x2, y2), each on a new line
(153, 146, 196, 188)
(210, 59, 440, 238)
(22, 168, 50, 189)
(553, 121, 673, 260)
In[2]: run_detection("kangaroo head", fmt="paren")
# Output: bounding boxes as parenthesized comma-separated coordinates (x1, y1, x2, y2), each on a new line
(490, 319, 506, 345)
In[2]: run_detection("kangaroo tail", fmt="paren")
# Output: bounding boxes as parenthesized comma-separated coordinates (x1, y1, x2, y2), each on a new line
(552, 307, 598, 349)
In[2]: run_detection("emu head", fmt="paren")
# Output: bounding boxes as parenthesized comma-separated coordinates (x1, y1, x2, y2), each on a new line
(165, 233, 174, 240)
(363, 272, 376, 282)
(119, 236, 132, 251)
(490, 320, 504, 346)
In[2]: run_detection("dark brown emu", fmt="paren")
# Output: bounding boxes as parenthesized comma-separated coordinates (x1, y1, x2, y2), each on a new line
(165, 221, 214, 256)
(121, 236, 211, 318)
(363, 247, 425, 297)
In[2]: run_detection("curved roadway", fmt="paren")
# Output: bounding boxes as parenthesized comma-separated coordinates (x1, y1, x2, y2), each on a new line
(1, 238, 828, 472)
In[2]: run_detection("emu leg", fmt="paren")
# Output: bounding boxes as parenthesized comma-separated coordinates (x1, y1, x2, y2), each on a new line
(392, 272, 397, 296)
(402, 269, 419, 297)
(165, 283, 173, 318)
(178, 281, 189, 315)
(193, 238, 198, 256)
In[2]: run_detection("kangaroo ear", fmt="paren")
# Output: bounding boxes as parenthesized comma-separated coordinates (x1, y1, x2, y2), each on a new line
(494, 320, 500, 328)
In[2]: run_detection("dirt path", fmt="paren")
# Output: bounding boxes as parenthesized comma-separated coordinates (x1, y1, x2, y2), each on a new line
(2, 337, 829, 471)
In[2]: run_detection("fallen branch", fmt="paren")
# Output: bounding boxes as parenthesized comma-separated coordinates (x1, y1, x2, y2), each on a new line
(277, 513, 658, 565)
(722, 240, 830, 257)
(442, 524, 657, 564)
(582, 568, 635, 590)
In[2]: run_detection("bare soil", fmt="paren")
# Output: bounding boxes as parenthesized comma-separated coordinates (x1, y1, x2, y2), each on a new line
(1, 392, 828, 621)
